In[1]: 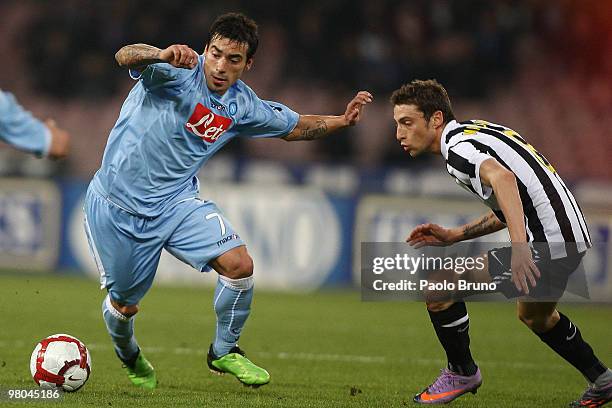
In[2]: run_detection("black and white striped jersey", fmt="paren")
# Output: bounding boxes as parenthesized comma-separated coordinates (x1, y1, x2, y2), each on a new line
(441, 119, 591, 258)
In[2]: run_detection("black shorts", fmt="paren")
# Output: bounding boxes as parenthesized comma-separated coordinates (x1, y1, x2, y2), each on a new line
(487, 246, 586, 300)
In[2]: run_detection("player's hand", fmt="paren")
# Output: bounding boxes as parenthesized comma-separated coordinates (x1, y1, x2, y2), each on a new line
(406, 223, 457, 248)
(45, 119, 70, 160)
(344, 91, 373, 126)
(159, 45, 198, 69)
(510, 243, 541, 295)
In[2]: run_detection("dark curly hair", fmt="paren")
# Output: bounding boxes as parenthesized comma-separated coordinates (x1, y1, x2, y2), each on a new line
(207, 12, 259, 60)
(390, 79, 455, 123)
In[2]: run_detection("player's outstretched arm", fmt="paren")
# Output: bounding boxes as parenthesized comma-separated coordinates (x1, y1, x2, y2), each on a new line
(407, 211, 505, 248)
(115, 44, 198, 70)
(282, 91, 373, 141)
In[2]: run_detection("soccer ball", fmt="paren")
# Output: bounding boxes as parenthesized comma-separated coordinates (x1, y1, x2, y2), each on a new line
(30, 334, 92, 392)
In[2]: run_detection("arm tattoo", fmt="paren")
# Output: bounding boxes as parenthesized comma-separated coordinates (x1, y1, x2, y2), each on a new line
(461, 212, 504, 240)
(115, 44, 162, 68)
(297, 120, 328, 141)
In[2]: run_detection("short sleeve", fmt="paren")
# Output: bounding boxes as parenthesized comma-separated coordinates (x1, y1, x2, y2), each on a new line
(238, 95, 299, 139)
(0, 91, 50, 156)
(129, 60, 198, 92)
(446, 142, 494, 200)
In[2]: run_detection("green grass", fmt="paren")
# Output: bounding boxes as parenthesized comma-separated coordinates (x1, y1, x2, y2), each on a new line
(0, 272, 611, 407)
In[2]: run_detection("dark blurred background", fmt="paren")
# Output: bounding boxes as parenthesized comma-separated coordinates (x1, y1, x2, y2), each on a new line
(1, 0, 612, 335)
(1, 0, 611, 182)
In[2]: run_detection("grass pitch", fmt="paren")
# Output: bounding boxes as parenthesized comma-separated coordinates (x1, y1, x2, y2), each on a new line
(0, 272, 611, 407)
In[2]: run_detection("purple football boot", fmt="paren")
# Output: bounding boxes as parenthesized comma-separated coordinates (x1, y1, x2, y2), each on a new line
(414, 368, 482, 404)
(570, 381, 612, 407)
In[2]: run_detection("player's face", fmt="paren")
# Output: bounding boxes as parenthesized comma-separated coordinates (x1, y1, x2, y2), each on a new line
(393, 104, 438, 157)
(204, 36, 253, 95)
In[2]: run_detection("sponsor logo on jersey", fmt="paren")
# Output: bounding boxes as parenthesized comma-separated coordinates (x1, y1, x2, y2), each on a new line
(185, 103, 232, 143)
(210, 98, 226, 111)
(216, 233, 240, 247)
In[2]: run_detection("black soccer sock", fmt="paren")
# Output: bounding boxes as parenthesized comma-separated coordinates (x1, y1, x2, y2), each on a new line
(428, 302, 478, 376)
(535, 312, 607, 383)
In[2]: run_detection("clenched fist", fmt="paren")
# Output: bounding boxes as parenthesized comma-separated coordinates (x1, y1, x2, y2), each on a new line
(159, 45, 199, 69)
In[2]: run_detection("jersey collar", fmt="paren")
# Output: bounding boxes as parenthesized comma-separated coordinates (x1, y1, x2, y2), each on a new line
(440, 119, 459, 155)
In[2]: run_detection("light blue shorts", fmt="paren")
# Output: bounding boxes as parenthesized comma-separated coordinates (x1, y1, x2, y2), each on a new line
(83, 186, 244, 305)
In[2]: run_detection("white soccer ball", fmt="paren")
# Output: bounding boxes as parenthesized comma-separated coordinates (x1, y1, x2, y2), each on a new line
(30, 334, 92, 392)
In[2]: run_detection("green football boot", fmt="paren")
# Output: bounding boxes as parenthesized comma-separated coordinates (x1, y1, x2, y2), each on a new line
(207, 344, 270, 387)
(123, 351, 157, 389)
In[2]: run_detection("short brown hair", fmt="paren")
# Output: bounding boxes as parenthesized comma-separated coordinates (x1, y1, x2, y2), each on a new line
(208, 13, 259, 60)
(390, 79, 455, 123)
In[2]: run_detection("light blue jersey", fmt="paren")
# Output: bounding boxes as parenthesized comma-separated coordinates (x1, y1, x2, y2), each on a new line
(91, 55, 299, 218)
(0, 90, 51, 156)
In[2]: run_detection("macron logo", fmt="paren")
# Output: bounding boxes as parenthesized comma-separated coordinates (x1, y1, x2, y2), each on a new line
(185, 103, 232, 143)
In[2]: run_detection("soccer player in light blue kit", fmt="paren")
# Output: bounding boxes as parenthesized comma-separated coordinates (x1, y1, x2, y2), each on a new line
(0, 90, 70, 159)
(84, 13, 372, 389)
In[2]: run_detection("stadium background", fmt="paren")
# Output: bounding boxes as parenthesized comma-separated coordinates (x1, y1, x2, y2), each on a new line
(1, 1, 611, 407)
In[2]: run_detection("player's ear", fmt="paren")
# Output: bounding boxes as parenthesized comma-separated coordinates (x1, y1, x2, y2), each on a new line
(431, 111, 444, 129)
(245, 58, 253, 71)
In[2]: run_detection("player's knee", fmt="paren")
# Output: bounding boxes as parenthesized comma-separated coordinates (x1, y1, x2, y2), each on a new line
(111, 300, 139, 318)
(426, 300, 455, 313)
(424, 286, 455, 311)
(223, 254, 254, 279)
(518, 308, 556, 332)
(518, 313, 546, 331)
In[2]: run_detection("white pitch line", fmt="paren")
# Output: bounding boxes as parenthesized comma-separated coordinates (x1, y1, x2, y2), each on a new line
(86, 343, 564, 369)
(257, 351, 386, 364)
(1, 340, 565, 370)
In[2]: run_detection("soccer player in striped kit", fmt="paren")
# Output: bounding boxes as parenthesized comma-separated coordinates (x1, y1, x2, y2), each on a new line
(391, 79, 611, 407)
